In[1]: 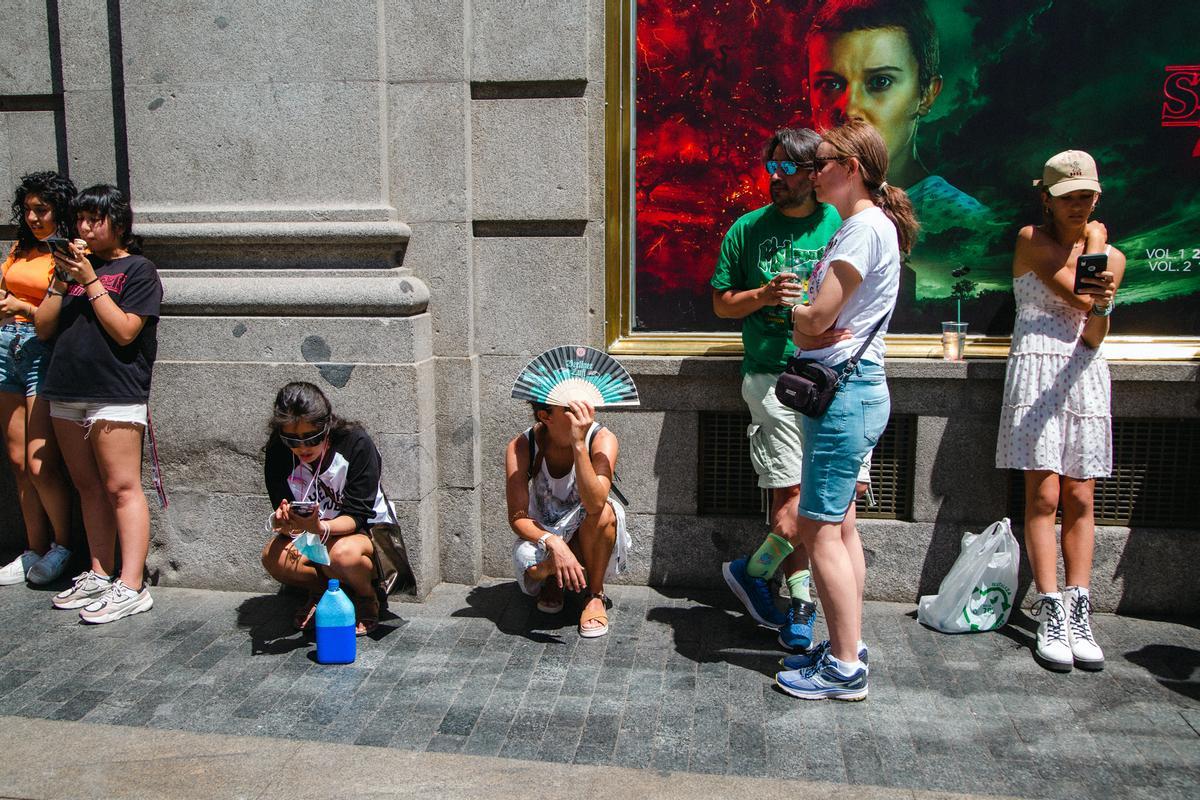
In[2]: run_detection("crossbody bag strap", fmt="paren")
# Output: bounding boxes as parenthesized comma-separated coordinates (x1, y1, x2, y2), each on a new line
(835, 314, 887, 388)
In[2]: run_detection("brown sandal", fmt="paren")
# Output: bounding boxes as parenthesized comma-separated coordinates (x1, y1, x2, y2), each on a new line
(536, 581, 564, 614)
(353, 591, 379, 637)
(293, 594, 320, 631)
(578, 592, 610, 639)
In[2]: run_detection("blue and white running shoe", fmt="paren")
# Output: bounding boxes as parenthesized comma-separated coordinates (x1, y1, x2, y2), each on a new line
(776, 652, 869, 701)
(777, 598, 818, 652)
(722, 558, 786, 629)
(780, 639, 869, 671)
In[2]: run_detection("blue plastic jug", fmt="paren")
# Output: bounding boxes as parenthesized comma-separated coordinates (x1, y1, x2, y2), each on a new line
(314, 579, 356, 664)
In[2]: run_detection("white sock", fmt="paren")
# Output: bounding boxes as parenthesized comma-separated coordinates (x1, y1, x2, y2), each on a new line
(826, 654, 864, 677)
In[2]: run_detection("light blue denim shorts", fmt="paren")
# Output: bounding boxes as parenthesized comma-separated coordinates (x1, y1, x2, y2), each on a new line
(0, 321, 52, 397)
(798, 360, 890, 523)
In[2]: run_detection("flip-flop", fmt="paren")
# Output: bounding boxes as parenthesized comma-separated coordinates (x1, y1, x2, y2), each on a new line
(536, 581, 564, 614)
(353, 591, 379, 637)
(578, 592, 609, 638)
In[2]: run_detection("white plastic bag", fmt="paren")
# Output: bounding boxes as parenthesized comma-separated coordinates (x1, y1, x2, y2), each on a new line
(917, 517, 1019, 633)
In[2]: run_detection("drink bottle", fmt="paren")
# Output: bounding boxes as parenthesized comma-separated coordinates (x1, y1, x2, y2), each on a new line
(315, 579, 356, 664)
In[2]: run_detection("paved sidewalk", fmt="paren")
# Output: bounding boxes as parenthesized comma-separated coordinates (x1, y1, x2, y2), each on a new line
(0, 580, 1196, 800)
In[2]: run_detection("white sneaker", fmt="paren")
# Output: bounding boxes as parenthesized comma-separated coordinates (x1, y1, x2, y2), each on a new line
(52, 570, 114, 609)
(1031, 593, 1073, 672)
(1065, 586, 1105, 671)
(27, 543, 71, 585)
(79, 580, 153, 624)
(0, 550, 39, 585)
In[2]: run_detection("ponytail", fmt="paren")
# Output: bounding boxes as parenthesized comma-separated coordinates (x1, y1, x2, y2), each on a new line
(873, 183, 920, 254)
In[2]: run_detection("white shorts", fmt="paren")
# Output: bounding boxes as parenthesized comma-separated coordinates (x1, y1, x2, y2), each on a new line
(49, 400, 148, 428)
(513, 499, 630, 596)
(742, 372, 871, 487)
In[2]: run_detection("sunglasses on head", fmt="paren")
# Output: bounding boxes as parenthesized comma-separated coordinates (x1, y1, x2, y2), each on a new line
(765, 159, 810, 176)
(279, 425, 328, 449)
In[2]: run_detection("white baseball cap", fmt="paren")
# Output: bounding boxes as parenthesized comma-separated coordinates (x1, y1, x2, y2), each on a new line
(1034, 150, 1102, 196)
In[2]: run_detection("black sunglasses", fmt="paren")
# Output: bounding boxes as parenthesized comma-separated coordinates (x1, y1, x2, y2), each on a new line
(279, 425, 328, 448)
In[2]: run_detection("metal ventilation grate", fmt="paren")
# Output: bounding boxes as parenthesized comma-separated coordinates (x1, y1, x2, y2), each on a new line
(1008, 418, 1199, 528)
(698, 411, 915, 519)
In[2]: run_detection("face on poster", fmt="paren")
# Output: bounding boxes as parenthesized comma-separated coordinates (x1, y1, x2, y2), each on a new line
(632, 0, 1200, 338)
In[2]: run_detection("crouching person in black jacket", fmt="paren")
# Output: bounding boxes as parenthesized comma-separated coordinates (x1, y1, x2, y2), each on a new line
(261, 382, 391, 636)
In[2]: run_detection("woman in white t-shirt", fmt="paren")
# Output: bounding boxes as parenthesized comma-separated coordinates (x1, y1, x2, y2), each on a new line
(775, 121, 919, 701)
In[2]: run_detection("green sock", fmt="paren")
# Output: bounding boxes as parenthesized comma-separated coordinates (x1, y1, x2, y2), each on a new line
(786, 570, 813, 602)
(745, 533, 794, 579)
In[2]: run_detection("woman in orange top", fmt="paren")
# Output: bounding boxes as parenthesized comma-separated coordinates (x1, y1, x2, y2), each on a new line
(0, 172, 76, 587)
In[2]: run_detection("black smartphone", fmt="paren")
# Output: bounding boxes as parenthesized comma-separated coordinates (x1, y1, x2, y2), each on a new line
(290, 501, 317, 517)
(44, 237, 75, 284)
(1074, 253, 1107, 295)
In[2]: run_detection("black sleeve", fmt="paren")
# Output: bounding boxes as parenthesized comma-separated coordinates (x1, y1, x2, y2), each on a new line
(263, 439, 294, 509)
(111, 256, 163, 318)
(338, 429, 383, 531)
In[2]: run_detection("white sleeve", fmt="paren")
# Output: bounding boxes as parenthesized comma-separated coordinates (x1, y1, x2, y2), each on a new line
(824, 221, 879, 280)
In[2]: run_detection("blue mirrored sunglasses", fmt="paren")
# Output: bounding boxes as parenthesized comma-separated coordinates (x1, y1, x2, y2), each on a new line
(765, 159, 808, 176)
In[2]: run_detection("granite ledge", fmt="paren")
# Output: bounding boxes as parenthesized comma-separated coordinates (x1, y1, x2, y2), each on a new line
(161, 269, 429, 316)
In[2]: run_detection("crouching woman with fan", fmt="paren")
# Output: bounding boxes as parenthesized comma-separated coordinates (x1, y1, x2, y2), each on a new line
(505, 346, 636, 638)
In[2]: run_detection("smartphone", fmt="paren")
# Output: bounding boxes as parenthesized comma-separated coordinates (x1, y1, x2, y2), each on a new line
(1074, 253, 1107, 295)
(290, 501, 317, 517)
(44, 236, 73, 255)
(44, 237, 75, 284)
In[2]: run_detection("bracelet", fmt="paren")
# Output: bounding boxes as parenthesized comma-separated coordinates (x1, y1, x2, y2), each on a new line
(536, 532, 554, 551)
(1090, 298, 1115, 317)
(45, 288, 65, 298)
(82, 277, 101, 287)
(319, 521, 331, 544)
(87, 291, 109, 303)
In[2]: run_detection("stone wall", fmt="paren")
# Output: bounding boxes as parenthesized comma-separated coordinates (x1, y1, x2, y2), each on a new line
(1, 2, 1197, 616)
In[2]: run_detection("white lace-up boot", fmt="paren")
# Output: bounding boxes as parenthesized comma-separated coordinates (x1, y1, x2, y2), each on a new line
(1064, 586, 1105, 671)
(1031, 592, 1073, 672)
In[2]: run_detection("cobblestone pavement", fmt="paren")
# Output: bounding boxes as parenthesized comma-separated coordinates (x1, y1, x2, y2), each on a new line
(0, 580, 1196, 799)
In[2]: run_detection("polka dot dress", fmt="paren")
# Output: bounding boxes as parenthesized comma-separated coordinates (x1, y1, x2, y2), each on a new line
(996, 272, 1112, 479)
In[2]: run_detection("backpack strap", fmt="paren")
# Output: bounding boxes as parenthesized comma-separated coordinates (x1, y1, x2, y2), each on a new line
(586, 423, 629, 506)
(525, 425, 545, 481)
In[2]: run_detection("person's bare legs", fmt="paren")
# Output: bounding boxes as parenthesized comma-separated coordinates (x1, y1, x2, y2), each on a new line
(774, 485, 808, 578)
(1, 391, 49, 554)
(1024, 470, 1062, 593)
(797, 514, 860, 664)
(90, 422, 149, 590)
(843, 483, 869, 616)
(53, 417, 118, 576)
(1059, 477, 1096, 589)
(326, 534, 375, 599)
(573, 504, 617, 632)
(25, 394, 71, 548)
(261, 536, 326, 593)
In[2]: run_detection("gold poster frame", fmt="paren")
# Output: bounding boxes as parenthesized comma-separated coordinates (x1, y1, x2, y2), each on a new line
(603, 0, 1199, 361)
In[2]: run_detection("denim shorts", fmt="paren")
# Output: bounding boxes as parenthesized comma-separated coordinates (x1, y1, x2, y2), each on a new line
(0, 321, 52, 397)
(49, 400, 148, 428)
(798, 360, 890, 523)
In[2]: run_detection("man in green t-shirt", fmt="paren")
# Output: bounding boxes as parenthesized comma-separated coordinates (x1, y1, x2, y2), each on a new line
(711, 127, 849, 652)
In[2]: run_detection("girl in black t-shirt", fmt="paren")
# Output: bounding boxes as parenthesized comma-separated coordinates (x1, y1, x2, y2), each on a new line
(261, 382, 389, 636)
(34, 185, 162, 625)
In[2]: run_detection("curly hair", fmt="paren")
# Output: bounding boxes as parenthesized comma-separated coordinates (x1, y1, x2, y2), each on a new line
(74, 184, 144, 255)
(9, 171, 76, 252)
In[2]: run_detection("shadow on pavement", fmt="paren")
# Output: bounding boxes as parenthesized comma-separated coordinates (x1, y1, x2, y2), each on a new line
(1125, 644, 1200, 701)
(236, 592, 403, 656)
(454, 581, 576, 644)
(646, 585, 788, 677)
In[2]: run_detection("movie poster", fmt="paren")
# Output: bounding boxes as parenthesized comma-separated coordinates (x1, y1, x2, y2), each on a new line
(633, 0, 1200, 337)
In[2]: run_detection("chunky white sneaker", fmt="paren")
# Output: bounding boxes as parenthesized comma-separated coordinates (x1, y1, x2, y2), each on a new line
(52, 571, 114, 609)
(1031, 593, 1073, 672)
(79, 580, 153, 624)
(27, 543, 71, 585)
(0, 550, 39, 586)
(1065, 586, 1105, 671)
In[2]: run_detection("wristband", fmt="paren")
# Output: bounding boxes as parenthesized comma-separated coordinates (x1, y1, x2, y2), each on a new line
(1090, 298, 1115, 317)
(82, 277, 101, 287)
(536, 532, 554, 551)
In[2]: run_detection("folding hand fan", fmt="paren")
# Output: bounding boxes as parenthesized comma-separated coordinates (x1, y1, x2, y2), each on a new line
(510, 346, 640, 407)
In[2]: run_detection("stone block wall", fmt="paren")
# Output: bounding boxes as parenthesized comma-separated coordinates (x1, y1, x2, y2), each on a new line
(1, 2, 1197, 617)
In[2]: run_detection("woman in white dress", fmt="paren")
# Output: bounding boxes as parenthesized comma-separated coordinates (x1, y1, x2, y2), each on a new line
(995, 150, 1124, 673)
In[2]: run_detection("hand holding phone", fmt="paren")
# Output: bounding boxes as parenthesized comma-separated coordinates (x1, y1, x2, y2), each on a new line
(1074, 253, 1108, 295)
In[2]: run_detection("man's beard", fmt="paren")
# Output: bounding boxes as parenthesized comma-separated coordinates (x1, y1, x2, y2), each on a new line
(771, 183, 804, 209)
